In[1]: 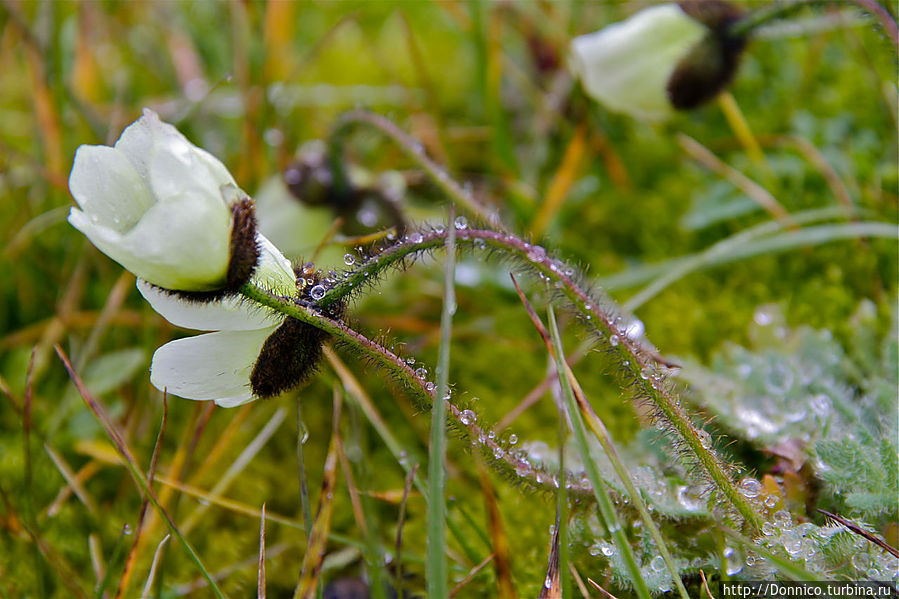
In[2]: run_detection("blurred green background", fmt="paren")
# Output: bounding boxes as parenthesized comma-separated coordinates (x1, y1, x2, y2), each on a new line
(0, 1, 896, 597)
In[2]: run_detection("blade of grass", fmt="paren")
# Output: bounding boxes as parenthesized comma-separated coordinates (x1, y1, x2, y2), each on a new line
(139, 535, 170, 599)
(335, 413, 387, 599)
(395, 463, 419, 599)
(509, 281, 649, 599)
(531, 124, 587, 237)
(296, 399, 314, 547)
(559, 359, 689, 599)
(544, 307, 652, 599)
(449, 553, 495, 598)
(54, 345, 227, 599)
(427, 209, 457, 599)
(258, 504, 266, 599)
(478, 467, 516, 599)
(623, 219, 896, 310)
(293, 388, 343, 599)
(115, 395, 167, 599)
(181, 407, 287, 534)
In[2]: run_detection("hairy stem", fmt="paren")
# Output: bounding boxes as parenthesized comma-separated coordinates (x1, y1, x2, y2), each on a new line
(315, 227, 764, 528)
(239, 281, 588, 499)
(327, 110, 501, 227)
(731, 0, 898, 46)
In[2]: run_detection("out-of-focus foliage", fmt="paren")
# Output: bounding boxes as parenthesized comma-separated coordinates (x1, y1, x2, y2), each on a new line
(0, 0, 896, 597)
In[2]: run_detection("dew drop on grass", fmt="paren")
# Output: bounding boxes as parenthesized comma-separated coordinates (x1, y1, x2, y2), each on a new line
(310, 285, 326, 300)
(609, 335, 620, 347)
(454, 215, 468, 230)
(343, 253, 355, 266)
(739, 477, 762, 499)
(698, 429, 712, 449)
(811, 394, 832, 417)
(493, 446, 504, 459)
(650, 556, 665, 572)
(600, 541, 615, 557)
(526, 245, 545, 262)
(460, 410, 476, 425)
(762, 521, 778, 536)
(764, 495, 779, 508)
(508, 434, 517, 445)
(409, 232, 423, 243)
(414, 367, 427, 379)
(424, 381, 435, 392)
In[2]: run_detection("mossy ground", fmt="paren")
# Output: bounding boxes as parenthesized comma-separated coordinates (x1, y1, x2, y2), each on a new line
(0, 1, 896, 597)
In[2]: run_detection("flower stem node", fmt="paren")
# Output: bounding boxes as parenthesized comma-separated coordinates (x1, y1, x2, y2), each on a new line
(570, 1, 746, 121)
(68, 108, 260, 294)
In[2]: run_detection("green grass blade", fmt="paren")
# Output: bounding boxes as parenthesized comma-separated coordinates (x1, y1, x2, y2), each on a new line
(427, 213, 457, 599)
(545, 307, 652, 599)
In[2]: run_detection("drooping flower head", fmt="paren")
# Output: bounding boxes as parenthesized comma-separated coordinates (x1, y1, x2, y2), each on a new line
(68, 110, 341, 407)
(570, 1, 746, 121)
(68, 108, 259, 292)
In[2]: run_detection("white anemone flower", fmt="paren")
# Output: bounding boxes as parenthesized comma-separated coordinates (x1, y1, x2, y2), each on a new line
(68, 108, 243, 291)
(570, 4, 707, 121)
(141, 235, 298, 407)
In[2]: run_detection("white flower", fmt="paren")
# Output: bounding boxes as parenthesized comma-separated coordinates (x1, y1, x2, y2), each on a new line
(141, 235, 298, 407)
(68, 109, 243, 291)
(570, 4, 707, 121)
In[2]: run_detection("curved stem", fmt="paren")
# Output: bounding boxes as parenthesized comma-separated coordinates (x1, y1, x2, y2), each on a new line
(239, 281, 589, 499)
(731, 0, 898, 46)
(316, 227, 764, 529)
(328, 110, 502, 227)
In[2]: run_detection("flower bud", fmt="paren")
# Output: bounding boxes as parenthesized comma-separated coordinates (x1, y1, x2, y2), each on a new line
(570, 2, 745, 121)
(68, 109, 259, 292)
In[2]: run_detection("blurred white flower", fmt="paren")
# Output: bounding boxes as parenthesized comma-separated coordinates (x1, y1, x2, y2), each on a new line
(570, 4, 706, 121)
(68, 108, 244, 291)
(141, 235, 298, 407)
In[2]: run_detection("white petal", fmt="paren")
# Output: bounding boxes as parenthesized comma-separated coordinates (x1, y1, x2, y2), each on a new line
(149, 326, 277, 402)
(68, 145, 154, 232)
(147, 127, 236, 208)
(137, 279, 286, 331)
(114, 108, 163, 180)
(571, 4, 705, 121)
(107, 192, 231, 290)
(255, 234, 297, 296)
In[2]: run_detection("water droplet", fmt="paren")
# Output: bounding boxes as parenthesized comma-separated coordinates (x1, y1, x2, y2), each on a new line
(765, 363, 794, 395)
(739, 477, 762, 499)
(624, 319, 644, 340)
(781, 529, 802, 557)
(409, 232, 423, 243)
(774, 510, 792, 527)
(526, 245, 546, 262)
(493, 446, 505, 459)
(811, 394, 832, 417)
(609, 335, 620, 347)
(764, 495, 779, 508)
(544, 575, 553, 589)
(460, 410, 476, 425)
(600, 541, 615, 557)
(343, 253, 356, 266)
(310, 285, 326, 300)
(414, 367, 427, 379)
(433, 224, 445, 234)
(302, 262, 315, 275)
(650, 556, 665, 572)
(425, 382, 436, 392)
(508, 434, 518, 445)
(698, 429, 712, 449)
(454, 216, 468, 230)
(589, 543, 601, 556)
(762, 521, 778, 536)
(123, 524, 132, 535)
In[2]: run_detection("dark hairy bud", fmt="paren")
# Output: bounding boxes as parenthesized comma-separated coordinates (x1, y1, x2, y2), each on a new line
(668, 0, 748, 110)
(249, 266, 347, 398)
